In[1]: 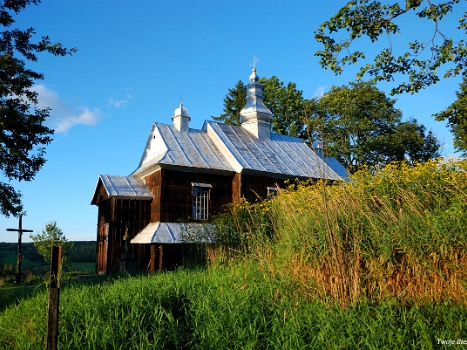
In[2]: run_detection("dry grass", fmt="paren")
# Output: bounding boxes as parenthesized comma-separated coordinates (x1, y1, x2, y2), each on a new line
(213, 159, 467, 306)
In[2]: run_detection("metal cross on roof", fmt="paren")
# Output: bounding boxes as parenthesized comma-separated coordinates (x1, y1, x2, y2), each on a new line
(6, 214, 33, 284)
(250, 55, 259, 69)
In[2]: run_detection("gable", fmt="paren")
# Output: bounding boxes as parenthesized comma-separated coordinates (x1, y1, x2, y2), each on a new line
(131, 123, 236, 177)
(91, 179, 111, 205)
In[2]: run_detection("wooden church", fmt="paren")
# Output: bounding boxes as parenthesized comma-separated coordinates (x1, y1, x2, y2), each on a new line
(91, 67, 347, 274)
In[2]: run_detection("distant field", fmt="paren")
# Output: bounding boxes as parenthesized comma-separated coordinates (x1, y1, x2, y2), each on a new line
(0, 250, 47, 270)
(70, 262, 95, 273)
(0, 241, 95, 273)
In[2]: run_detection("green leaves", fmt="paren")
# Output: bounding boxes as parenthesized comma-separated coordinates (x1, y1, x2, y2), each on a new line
(30, 221, 73, 263)
(434, 75, 467, 154)
(216, 78, 440, 173)
(0, 0, 76, 217)
(315, 0, 466, 95)
(212, 80, 246, 126)
(308, 82, 440, 173)
(215, 76, 307, 138)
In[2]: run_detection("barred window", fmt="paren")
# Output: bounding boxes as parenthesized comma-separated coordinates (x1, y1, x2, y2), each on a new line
(192, 183, 212, 220)
(267, 187, 280, 200)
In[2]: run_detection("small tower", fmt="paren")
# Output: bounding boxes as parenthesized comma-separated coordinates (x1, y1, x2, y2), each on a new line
(172, 103, 191, 132)
(313, 140, 326, 158)
(240, 65, 272, 140)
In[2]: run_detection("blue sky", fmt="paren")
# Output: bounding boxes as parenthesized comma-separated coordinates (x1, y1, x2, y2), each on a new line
(1, 0, 465, 242)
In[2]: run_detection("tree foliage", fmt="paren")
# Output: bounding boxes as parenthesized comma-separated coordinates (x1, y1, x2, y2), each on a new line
(434, 75, 467, 154)
(307, 82, 440, 173)
(213, 80, 246, 126)
(214, 76, 306, 137)
(216, 78, 440, 173)
(30, 221, 73, 263)
(315, 0, 466, 95)
(0, 0, 76, 217)
(315, 0, 466, 154)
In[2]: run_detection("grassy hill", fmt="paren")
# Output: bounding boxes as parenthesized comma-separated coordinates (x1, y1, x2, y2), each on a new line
(0, 159, 465, 348)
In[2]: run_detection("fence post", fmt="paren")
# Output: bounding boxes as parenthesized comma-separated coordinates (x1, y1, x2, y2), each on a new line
(46, 246, 62, 350)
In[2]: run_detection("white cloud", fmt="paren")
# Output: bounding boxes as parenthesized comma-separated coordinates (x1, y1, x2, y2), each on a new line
(31, 84, 101, 133)
(313, 86, 327, 98)
(108, 94, 133, 109)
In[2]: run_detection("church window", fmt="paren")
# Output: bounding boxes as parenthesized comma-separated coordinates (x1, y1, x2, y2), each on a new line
(192, 183, 212, 220)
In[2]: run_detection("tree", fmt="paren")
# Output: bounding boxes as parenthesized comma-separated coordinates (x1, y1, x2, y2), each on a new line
(0, 0, 76, 217)
(315, 0, 466, 95)
(216, 77, 439, 173)
(308, 82, 440, 173)
(213, 80, 246, 126)
(434, 75, 467, 154)
(214, 76, 306, 137)
(30, 221, 73, 263)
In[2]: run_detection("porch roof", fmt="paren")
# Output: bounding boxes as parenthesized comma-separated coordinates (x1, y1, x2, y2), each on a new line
(91, 175, 153, 204)
(130, 222, 215, 244)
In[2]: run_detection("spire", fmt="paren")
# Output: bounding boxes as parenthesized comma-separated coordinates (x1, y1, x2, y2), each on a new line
(172, 102, 191, 132)
(240, 58, 272, 139)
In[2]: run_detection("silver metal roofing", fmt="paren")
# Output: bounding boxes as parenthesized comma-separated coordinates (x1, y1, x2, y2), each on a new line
(130, 67, 346, 180)
(130, 222, 215, 244)
(204, 121, 347, 180)
(131, 120, 346, 180)
(96, 175, 153, 200)
(131, 123, 236, 177)
(240, 68, 272, 122)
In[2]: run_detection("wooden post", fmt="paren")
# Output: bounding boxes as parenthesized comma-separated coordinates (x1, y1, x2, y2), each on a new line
(46, 246, 62, 350)
(150, 244, 156, 272)
(158, 245, 164, 272)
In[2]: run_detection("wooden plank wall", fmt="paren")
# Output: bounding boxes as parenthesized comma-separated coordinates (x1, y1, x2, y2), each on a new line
(144, 168, 234, 223)
(137, 244, 185, 272)
(144, 170, 163, 222)
(240, 173, 290, 203)
(96, 196, 112, 273)
(232, 173, 241, 203)
(95, 197, 151, 273)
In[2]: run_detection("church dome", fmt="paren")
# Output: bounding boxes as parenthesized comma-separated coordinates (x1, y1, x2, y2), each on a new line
(174, 103, 189, 117)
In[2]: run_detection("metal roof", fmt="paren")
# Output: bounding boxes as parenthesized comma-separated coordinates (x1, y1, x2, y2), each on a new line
(131, 123, 236, 176)
(130, 222, 215, 244)
(96, 175, 153, 200)
(131, 120, 347, 180)
(204, 121, 347, 180)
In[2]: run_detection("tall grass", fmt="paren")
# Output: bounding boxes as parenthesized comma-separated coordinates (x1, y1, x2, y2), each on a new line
(214, 159, 467, 305)
(0, 268, 466, 349)
(1, 159, 466, 348)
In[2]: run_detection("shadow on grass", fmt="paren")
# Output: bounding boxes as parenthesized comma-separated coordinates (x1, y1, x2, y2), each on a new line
(0, 284, 45, 311)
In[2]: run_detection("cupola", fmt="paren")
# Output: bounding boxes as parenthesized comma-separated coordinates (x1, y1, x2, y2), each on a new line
(172, 103, 191, 132)
(239, 65, 272, 140)
(313, 140, 326, 158)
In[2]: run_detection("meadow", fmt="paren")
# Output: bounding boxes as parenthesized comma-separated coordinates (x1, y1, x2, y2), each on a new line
(0, 159, 466, 349)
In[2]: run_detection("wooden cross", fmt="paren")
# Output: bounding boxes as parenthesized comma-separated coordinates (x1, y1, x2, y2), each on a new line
(250, 54, 259, 69)
(7, 215, 33, 284)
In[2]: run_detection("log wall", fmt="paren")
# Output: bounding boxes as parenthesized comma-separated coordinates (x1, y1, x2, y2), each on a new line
(240, 173, 290, 203)
(144, 168, 234, 223)
(95, 191, 151, 273)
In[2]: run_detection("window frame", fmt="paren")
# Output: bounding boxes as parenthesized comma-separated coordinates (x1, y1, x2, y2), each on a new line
(191, 183, 212, 221)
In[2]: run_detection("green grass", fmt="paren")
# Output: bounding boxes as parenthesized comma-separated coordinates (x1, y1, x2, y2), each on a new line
(0, 268, 465, 349)
(0, 251, 47, 270)
(0, 284, 44, 311)
(0, 159, 466, 348)
(69, 262, 95, 273)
